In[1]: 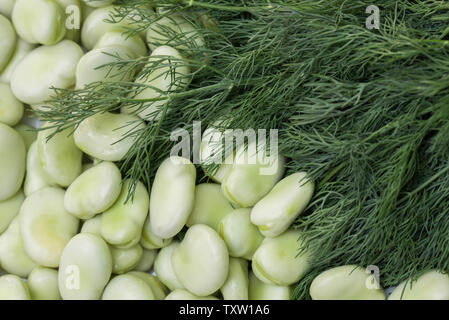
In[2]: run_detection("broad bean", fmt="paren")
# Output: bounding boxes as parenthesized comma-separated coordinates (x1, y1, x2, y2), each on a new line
(388, 270, 449, 300)
(74, 112, 145, 161)
(149, 156, 196, 239)
(221, 142, 285, 208)
(186, 183, 234, 231)
(24, 141, 53, 196)
(101, 179, 149, 247)
(218, 208, 263, 260)
(58, 233, 112, 300)
(19, 187, 80, 267)
(128, 271, 168, 300)
(0, 274, 30, 300)
(0, 123, 25, 201)
(110, 244, 142, 274)
(251, 172, 314, 237)
(248, 272, 291, 300)
(102, 273, 155, 300)
(172, 224, 229, 296)
(10, 40, 83, 105)
(0, 15, 16, 72)
(251, 229, 310, 286)
(64, 161, 122, 219)
(12, 0, 66, 45)
(221, 258, 249, 300)
(27, 266, 61, 300)
(37, 125, 83, 187)
(0, 217, 36, 277)
(0, 82, 23, 126)
(309, 265, 386, 300)
(153, 241, 184, 291)
(0, 189, 24, 234)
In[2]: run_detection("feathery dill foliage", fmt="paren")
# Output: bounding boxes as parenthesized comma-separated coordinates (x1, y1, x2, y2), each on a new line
(37, 0, 449, 298)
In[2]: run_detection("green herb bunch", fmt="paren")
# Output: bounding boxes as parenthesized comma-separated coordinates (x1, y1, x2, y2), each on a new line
(37, 0, 449, 298)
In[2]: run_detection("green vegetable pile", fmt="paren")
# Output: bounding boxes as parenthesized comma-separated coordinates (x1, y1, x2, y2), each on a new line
(2, 0, 449, 300)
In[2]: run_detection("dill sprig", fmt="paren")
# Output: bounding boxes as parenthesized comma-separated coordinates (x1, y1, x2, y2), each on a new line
(37, 0, 449, 299)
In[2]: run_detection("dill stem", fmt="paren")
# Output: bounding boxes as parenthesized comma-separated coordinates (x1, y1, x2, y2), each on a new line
(180, 0, 254, 12)
(398, 163, 449, 206)
(317, 161, 347, 190)
(122, 81, 233, 103)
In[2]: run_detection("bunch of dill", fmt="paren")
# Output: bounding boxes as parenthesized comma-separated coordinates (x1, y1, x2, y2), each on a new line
(37, 0, 449, 298)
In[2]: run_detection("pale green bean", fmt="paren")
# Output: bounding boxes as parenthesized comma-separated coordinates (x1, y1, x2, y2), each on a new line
(0, 217, 36, 277)
(172, 224, 229, 296)
(19, 187, 80, 267)
(27, 266, 61, 300)
(64, 161, 122, 219)
(0, 123, 25, 201)
(186, 183, 234, 231)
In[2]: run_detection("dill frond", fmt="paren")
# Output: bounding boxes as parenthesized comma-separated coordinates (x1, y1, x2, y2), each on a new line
(37, 0, 449, 299)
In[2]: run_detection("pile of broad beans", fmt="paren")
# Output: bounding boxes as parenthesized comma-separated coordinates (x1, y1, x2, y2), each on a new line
(1, 0, 448, 300)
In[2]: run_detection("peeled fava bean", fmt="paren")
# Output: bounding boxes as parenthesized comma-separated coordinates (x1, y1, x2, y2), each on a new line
(0, 82, 23, 126)
(310, 265, 386, 300)
(81, 5, 136, 50)
(153, 241, 184, 291)
(388, 270, 449, 300)
(251, 172, 314, 238)
(110, 244, 143, 274)
(0, 15, 16, 73)
(0, 39, 36, 83)
(146, 14, 205, 53)
(80, 214, 102, 235)
(172, 224, 229, 296)
(0, 217, 36, 277)
(219, 208, 263, 260)
(0, 274, 30, 300)
(141, 219, 173, 250)
(11, 40, 83, 105)
(38, 125, 83, 187)
(0, 189, 24, 234)
(27, 266, 61, 300)
(12, 0, 66, 45)
(19, 187, 80, 267)
(102, 273, 155, 300)
(59, 233, 112, 300)
(95, 31, 147, 57)
(121, 45, 190, 121)
(24, 141, 53, 196)
(132, 248, 157, 272)
(186, 183, 234, 231)
(129, 271, 168, 300)
(0, 123, 26, 201)
(221, 258, 249, 300)
(74, 112, 145, 161)
(221, 142, 285, 208)
(101, 179, 149, 247)
(149, 157, 196, 239)
(0, 0, 15, 17)
(165, 289, 218, 300)
(248, 272, 291, 300)
(64, 161, 122, 219)
(75, 46, 136, 89)
(252, 229, 310, 286)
